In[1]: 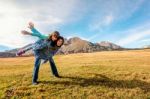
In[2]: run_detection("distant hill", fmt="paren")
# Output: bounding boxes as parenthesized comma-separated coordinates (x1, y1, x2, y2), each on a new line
(97, 41, 122, 50)
(58, 37, 123, 54)
(143, 45, 150, 49)
(0, 45, 12, 52)
(2, 37, 124, 57)
(0, 52, 16, 58)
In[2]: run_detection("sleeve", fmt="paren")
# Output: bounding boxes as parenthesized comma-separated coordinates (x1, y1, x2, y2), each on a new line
(52, 49, 58, 56)
(31, 27, 48, 39)
(32, 39, 48, 50)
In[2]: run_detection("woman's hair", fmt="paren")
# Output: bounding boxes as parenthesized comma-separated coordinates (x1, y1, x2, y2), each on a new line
(57, 36, 64, 47)
(47, 31, 60, 41)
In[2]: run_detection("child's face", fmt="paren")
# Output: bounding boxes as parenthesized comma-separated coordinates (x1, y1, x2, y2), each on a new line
(51, 34, 58, 41)
(57, 39, 63, 47)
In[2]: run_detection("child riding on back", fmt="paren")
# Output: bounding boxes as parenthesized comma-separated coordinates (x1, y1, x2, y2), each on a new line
(17, 22, 60, 56)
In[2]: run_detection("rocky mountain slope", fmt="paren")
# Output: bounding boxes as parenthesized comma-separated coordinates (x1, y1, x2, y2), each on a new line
(58, 37, 123, 54)
(2, 37, 124, 57)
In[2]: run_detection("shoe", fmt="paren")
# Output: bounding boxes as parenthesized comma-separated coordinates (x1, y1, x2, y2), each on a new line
(16, 50, 25, 56)
(32, 81, 38, 85)
(54, 75, 61, 78)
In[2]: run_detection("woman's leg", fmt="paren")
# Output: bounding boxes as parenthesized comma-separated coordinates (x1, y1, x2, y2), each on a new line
(48, 57, 59, 77)
(32, 56, 41, 83)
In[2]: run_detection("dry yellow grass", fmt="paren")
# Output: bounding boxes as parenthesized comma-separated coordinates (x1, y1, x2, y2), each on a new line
(0, 49, 150, 98)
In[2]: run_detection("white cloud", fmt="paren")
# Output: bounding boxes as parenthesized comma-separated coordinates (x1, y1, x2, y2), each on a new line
(0, 0, 81, 48)
(117, 22, 150, 46)
(117, 30, 150, 46)
(87, 33, 102, 41)
(140, 39, 150, 42)
(89, 14, 114, 32)
(88, 0, 145, 32)
(86, 0, 145, 43)
(105, 15, 114, 26)
(0, 2, 30, 48)
(0, 0, 147, 48)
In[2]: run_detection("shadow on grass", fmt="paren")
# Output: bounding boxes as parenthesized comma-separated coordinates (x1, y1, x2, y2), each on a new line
(40, 74, 150, 92)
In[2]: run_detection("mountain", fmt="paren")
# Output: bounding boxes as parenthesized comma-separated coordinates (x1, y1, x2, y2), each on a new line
(2, 37, 124, 57)
(0, 52, 16, 58)
(58, 37, 123, 54)
(0, 45, 12, 52)
(97, 41, 122, 50)
(0, 45, 16, 58)
(143, 45, 150, 49)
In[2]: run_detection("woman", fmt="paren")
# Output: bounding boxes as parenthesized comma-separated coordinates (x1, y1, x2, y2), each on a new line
(19, 22, 64, 85)
(33, 36, 64, 85)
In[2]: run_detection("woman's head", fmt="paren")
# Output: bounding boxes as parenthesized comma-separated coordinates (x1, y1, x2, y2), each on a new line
(56, 36, 64, 47)
(47, 31, 60, 41)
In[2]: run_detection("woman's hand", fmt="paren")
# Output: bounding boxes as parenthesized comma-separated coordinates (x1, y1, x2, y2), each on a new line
(21, 30, 32, 35)
(28, 22, 34, 29)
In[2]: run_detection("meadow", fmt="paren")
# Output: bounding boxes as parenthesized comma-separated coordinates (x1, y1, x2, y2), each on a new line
(0, 49, 150, 99)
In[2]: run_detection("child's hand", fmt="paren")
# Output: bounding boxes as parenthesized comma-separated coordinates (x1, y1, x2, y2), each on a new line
(21, 30, 32, 35)
(28, 22, 34, 29)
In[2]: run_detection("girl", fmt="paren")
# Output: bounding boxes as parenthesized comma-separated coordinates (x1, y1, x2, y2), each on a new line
(16, 22, 60, 56)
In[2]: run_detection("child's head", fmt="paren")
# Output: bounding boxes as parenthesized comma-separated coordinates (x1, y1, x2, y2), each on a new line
(48, 31, 60, 41)
(56, 36, 64, 47)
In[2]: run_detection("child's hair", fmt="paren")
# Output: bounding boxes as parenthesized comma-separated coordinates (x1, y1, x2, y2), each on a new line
(47, 31, 60, 41)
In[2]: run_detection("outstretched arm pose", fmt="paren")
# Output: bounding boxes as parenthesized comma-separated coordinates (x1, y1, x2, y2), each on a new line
(16, 22, 59, 56)
(18, 22, 64, 85)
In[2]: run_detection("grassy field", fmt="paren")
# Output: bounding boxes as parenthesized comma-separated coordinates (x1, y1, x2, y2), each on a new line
(0, 49, 150, 99)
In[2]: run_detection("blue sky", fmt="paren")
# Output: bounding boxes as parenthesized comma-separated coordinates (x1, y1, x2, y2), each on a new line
(0, 0, 150, 48)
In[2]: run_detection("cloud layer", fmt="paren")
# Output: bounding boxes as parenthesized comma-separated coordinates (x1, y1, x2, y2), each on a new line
(0, 0, 149, 48)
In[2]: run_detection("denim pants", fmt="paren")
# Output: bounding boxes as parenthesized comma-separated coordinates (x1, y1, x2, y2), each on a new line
(32, 53, 59, 83)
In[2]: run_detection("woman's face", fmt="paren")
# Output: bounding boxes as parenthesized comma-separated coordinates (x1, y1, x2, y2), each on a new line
(51, 34, 58, 41)
(57, 39, 63, 47)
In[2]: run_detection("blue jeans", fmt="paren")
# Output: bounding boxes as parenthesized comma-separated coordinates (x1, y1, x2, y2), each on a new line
(32, 55, 59, 83)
